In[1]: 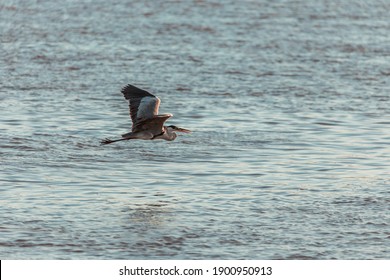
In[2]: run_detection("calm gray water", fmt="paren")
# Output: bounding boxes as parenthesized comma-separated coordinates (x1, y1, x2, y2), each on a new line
(1, 0, 389, 259)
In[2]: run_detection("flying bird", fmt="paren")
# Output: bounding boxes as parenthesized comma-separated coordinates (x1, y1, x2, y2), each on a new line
(101, 84, 190, 145)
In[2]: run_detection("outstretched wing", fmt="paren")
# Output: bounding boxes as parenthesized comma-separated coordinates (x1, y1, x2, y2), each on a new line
(132, 114, 172, 134)
(121, 84, 161, 130)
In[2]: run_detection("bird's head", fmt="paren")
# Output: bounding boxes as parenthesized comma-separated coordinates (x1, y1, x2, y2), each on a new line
(167, 125, 191, 133)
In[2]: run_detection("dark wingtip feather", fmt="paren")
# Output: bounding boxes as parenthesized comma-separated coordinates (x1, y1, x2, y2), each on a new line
(121, 84, 155, 100)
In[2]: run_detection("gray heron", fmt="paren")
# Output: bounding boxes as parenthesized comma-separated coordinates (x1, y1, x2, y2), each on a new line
(101, 84, 191, 145)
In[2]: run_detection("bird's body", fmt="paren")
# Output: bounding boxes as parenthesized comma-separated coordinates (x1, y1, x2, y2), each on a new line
(101, 84, 190, 145)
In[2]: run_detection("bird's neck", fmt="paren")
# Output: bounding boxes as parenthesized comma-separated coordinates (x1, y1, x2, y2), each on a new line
(164, 126, 177, 141)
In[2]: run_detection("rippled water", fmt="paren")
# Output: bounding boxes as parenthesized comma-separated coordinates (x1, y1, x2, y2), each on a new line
(1, 0, 389, 259)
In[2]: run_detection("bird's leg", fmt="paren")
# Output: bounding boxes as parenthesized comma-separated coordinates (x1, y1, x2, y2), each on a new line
(100, 138, 128, 145)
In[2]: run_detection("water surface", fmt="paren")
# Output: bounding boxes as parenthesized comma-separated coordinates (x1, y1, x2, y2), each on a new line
(1, 0, 389, 259)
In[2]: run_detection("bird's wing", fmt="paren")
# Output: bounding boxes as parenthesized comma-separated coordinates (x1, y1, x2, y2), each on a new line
(133, 114, 172, 134)
(121, 84, 161, 129)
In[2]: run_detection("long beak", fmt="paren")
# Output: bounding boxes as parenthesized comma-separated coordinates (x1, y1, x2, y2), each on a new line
(176, 127, 191, 133)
